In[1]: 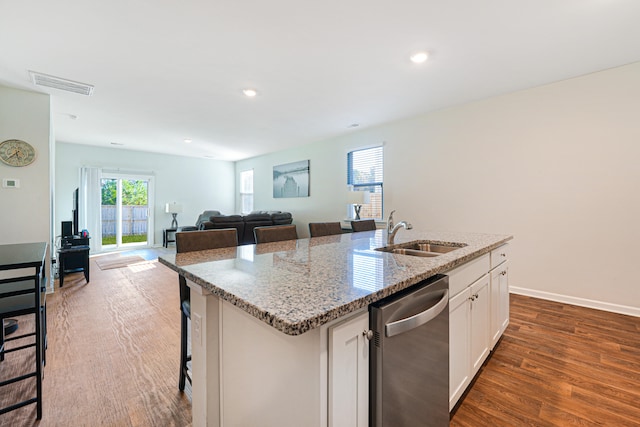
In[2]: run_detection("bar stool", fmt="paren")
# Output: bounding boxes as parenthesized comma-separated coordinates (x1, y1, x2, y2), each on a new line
(309, 222, 343, 237)
(175, 228, 238, 392)
(0, 275, 45, 419)
(350, 219, 377, 232)
(254, 225, 298, 243)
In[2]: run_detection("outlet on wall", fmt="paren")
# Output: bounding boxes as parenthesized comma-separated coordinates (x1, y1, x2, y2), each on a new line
(193, 312, 202, 346)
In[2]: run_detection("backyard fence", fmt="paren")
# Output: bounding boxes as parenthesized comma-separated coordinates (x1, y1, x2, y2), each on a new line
(101, 205, 148, 236)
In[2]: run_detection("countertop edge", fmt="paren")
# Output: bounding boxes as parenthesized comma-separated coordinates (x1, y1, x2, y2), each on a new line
(158, 235, 513, 336)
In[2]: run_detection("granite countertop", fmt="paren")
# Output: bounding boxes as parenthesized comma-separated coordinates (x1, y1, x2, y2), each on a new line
(159, 229, 512, 336)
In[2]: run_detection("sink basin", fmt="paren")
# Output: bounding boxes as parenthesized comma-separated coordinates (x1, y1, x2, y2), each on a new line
(395, 242, 461, 254)
(388, 248, 440, 257)
(376, 240, 466, 257)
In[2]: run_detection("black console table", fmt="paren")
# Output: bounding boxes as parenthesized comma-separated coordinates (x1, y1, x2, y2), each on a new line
(57, 236, 90, 287)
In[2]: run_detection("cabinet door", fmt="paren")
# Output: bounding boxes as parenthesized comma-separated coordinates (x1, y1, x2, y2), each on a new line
(490, 267, 502, 349)
(449, 288, 470, 411)
(490, 260, 510, 348)
(329, 311, 369, 427)
(470, 274, 490, 376)
(498, 260, 510, 336)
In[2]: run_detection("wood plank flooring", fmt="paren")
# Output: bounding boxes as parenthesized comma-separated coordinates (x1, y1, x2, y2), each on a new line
(3, 252, 639, 426)
(1, 254, 191, 427)
(451, 294, 640, 426)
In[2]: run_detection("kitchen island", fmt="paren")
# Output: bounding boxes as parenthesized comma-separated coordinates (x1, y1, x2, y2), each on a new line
(159, 229, 512, 426)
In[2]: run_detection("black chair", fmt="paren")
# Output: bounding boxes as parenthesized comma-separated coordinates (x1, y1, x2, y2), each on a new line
(309, 222, 343, 237)
(351, 219, 377, 232)
(254, 225, 298, 244)
(175, 228, 238, 392)
(0, 269, 46, 419)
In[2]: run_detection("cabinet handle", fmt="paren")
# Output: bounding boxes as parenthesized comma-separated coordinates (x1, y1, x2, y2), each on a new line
(501, 270, 507, 276)
(469, 295, 475, 301)
(501, 253, 506, 257)
(363, 330, 373, 340)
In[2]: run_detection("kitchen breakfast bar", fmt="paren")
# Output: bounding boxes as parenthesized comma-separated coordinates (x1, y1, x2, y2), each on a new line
(159, 229, 512, 426)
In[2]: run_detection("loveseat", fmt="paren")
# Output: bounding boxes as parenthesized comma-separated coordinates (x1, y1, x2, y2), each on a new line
(198, 211, 293, 245)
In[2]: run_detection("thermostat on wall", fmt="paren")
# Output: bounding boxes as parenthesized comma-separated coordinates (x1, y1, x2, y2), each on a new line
(2, 178, 20, 188)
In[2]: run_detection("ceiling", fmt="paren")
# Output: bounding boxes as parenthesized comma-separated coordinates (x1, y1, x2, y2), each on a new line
(1, 1, 639, 162)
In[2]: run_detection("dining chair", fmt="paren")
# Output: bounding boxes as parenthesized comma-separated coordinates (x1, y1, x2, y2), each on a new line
(308, 222, 344, 237)
(350, 219, 377, 232)
(254, 225, 298, 244)
(175, 228, 238, 392)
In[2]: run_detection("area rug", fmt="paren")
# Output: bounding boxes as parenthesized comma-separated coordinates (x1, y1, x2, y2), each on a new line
(94, 255, 147, 270)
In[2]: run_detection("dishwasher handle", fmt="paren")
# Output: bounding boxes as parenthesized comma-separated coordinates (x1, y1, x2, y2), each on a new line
(385, 289, 449, 337)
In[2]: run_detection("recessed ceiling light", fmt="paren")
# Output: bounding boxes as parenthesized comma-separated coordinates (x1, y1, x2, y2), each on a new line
(184, 139, 192, 144)
(243, 89, 257, 97)
(410, 51, 429, 64)
(348, 123, 360, 128)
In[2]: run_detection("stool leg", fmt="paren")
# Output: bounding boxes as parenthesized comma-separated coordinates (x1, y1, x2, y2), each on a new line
(0, 317, 4, 362)
(35, 301, 43, 419)
(179, 310, 188, 391)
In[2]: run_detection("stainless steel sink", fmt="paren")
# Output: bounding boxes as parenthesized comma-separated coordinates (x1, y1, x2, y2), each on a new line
(376, 240, 466, 257)
(388, 248, 440, 257)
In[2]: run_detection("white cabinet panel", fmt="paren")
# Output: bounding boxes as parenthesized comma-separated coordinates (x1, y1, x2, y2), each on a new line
(470, 274, 490, 376)
(329, 311, 369, 427)
(448, 253, 490, 297)
(449, 288, 471, 411)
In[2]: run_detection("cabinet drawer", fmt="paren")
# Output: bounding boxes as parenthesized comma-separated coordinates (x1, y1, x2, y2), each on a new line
(447, 253, 490, 298)
(490, 243, 510, 269)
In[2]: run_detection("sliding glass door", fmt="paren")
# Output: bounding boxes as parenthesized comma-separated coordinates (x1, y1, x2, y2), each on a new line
(101, 173, 154, 249)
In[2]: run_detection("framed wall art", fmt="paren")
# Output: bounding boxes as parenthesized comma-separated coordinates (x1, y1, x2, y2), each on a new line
(273, 160, 309, 198)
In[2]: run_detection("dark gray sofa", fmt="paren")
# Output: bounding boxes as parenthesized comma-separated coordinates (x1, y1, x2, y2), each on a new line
(199, 211, 293, 245)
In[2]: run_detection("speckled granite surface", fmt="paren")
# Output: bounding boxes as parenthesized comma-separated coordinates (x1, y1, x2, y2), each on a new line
(159, 229, 512, 336)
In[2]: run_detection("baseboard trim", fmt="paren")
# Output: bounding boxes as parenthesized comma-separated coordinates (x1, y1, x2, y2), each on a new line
(510, 286, 640, 318)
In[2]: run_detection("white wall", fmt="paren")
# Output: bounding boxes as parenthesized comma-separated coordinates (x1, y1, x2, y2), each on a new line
(0, 86, 51, 251)
(55, 142, 235, 249)
(236, 62, 640, 312)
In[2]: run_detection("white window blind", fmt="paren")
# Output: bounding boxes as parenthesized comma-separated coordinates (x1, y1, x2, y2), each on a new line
(347, 146, 383, 219)
(240, 169, 254, 214)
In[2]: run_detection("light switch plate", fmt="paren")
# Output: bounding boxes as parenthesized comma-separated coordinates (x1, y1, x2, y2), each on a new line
(2, 178, 20, 188)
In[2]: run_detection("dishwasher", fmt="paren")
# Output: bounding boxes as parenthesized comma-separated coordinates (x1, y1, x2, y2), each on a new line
(369, 274, 449, 426)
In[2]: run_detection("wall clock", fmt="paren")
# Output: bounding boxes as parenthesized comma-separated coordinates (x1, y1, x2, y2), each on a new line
(0, 139, 37, 167)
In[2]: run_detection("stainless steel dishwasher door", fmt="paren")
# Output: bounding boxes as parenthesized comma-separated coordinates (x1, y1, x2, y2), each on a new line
(370, 274, 449, 427)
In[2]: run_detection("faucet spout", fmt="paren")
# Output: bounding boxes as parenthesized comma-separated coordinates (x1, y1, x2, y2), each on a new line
(386, 210, 413, 245)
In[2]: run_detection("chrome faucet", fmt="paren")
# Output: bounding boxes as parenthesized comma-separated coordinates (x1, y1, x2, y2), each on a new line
(387, 210, 413, 245)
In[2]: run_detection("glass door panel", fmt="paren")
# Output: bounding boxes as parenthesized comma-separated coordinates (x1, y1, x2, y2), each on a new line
(101, 175, 152, 249)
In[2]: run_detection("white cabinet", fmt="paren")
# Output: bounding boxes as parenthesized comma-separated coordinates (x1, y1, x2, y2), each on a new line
(328, 311, 370, 427)
(448, 273, 490, 411)
(490, 244, 510, 349)
(449, 286, 471, 410)
(469, 274, 490, 376)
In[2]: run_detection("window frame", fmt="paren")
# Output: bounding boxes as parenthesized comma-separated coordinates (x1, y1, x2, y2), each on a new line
(347, 146, 383, 220)
(239, 169, 254, 215)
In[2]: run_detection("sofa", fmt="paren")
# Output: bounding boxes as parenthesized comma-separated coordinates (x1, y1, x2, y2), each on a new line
(199, 211, 293, 245)
(177, 210, 221, 232)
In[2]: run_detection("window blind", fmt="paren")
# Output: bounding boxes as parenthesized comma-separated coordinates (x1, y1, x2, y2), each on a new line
(347, 146, 383, 219)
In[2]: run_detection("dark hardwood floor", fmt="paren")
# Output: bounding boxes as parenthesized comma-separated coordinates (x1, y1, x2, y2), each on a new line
(3, 251, 639, 426)
(451, 294, 640, 426)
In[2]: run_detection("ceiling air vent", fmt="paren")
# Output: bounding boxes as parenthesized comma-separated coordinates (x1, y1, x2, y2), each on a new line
(29, 70, 94, 96)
